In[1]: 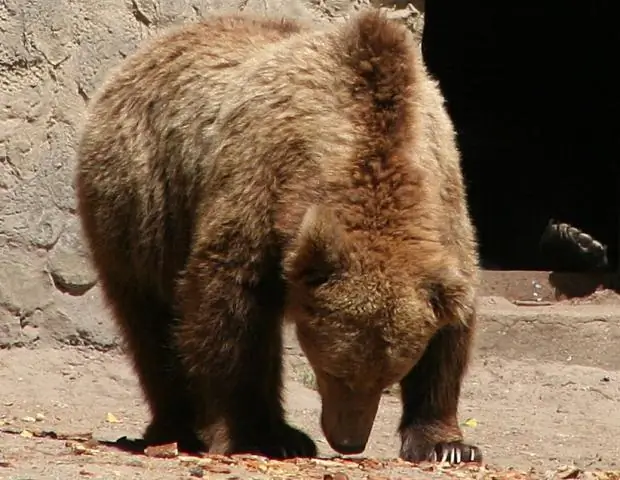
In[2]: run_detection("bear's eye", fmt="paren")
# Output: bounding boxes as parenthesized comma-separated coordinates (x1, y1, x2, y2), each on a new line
(320, 368, 346, 381)
(301, 267, 331, 288)
(303, 302, 331, 318)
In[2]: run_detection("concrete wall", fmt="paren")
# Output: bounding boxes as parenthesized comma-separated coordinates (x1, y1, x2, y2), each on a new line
(0, 0, 423, 348)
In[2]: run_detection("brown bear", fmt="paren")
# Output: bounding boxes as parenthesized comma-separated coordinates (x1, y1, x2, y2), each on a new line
(75, 9, 481, 464)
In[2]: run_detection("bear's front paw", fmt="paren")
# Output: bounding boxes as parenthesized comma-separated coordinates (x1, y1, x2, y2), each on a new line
(238, 423, 317, 459)
(400, 429, 482, 465)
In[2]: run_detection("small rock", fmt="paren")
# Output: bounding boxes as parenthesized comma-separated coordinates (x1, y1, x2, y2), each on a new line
(189, 466, 204, 478)
(324, 473, 349, 480)
(178, 455, 199, 464)
(66, 441, 98, 456)
(0, 253, 55, 314)
(76, 444, 95, 455)
(0, 309, 26, 348)
(48, 248, 97, 295)
(200, 454, 237, 465)
(558, 466, 583, 479)
(144, 442, 179, 458)
(22, 324, 40, 341)
(47, 220, 98, 296)
(35, 413, 45, 421)
(201, 464, 231, 474)
(313, 459, 347, 468)
(360, 458, 384, 470)
(21, 416, 36, 423)
(383, 7, 416, 20)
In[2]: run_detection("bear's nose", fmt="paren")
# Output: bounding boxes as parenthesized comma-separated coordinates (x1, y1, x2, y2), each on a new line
(331, 439, 366, 455)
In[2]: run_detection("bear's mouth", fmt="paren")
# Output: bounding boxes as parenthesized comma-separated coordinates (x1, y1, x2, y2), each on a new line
(327, 437, 367, 455)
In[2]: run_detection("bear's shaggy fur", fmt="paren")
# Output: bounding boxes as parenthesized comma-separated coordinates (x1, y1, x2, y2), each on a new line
(75, 9, 481, 463)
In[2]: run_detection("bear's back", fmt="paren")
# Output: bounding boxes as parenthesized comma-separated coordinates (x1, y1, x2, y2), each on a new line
(75, 13, 310, 300)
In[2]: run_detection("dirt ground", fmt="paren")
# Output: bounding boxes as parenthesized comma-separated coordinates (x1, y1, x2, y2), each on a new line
(1, 294, 619, 480)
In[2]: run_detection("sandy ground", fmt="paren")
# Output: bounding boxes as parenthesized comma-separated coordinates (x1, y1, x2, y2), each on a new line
(1, 296, 620, 479)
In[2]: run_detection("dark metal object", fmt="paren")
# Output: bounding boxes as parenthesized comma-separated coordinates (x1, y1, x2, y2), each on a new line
(539, 219, 609, 273)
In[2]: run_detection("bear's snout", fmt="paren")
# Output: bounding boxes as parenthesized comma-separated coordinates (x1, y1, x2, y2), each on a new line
(317, 375, 382, 456)
(320, 399, 380, 455)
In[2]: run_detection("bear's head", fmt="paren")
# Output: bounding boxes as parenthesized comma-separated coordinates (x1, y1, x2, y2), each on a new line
(283, 205, 475, 455)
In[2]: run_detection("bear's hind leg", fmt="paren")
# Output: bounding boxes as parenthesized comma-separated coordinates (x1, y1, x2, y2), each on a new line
(174, 261, 317, 459)
(398, 321, 482, 464)
(99, 274, 203, 453)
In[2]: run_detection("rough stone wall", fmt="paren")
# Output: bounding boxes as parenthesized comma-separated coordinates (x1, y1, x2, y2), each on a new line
(0, 0, 423, 349)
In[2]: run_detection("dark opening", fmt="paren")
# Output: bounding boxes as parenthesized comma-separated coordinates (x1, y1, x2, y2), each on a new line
(421, 2, 618, 272)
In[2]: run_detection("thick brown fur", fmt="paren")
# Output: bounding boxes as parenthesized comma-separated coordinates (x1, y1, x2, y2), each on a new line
(75, 8, 481, 463)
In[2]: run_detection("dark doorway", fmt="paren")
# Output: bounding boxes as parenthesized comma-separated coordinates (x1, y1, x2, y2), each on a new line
(421, 3, 618, 272)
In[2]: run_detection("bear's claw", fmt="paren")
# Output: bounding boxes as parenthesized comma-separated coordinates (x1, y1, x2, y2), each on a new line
(428, 441, 482, 464)
(401, 440, 482, 465)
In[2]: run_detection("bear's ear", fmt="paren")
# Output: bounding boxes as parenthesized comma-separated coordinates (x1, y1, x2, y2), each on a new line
(425, 268, 475, 327)
(284, 206, 350, 288)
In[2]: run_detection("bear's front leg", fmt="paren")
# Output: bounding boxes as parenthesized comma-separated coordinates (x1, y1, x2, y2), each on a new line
(398, 321, 482, 464)
(174, 251, 317, 459)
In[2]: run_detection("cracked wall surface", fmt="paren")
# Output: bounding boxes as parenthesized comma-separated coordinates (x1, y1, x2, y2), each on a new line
(0, 0, 423, 348)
